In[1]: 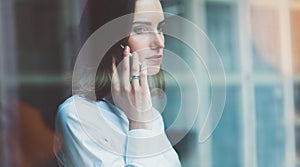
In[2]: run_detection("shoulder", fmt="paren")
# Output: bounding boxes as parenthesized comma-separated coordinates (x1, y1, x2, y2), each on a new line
(56, 95, 115, 125)
(58, 94, 92, 111)
(57, 95, 100, 123)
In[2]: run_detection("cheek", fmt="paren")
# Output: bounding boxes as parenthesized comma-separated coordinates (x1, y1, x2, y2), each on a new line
(128, 35, 150, 52)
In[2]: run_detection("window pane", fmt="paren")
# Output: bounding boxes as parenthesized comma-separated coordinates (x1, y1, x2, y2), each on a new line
(250, 6, 281, 74)
(205, 2, 239, 73)
(255, 85, 285, 167)
(290, 9, 300, 74)
(294, 83, 300, 165)
(211, 86, 242, 167)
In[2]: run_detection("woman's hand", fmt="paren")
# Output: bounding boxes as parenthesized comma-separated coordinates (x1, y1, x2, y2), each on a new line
(111, 46, 155, 130)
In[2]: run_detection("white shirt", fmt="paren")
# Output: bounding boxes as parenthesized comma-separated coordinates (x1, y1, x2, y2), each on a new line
(54, 95, 181, 167)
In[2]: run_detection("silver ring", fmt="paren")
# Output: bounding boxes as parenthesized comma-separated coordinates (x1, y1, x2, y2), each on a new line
(130, 75, 140, 80)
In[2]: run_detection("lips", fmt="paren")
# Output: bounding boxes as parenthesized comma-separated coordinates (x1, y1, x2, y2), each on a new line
(145, 55, 162, 62)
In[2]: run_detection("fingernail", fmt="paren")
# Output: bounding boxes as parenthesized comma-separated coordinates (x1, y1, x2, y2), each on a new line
(126, 46, 130, 52)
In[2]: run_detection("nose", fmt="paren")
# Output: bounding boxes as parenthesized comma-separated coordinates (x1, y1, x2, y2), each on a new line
(150, 32, 165, 50)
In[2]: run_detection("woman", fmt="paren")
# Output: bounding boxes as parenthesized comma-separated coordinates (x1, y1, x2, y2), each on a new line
(54, 0, 181, 166)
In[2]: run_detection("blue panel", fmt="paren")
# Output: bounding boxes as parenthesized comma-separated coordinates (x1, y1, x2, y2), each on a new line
(205, 2, 239, 73)
(211, 86, 242, 167)
(255, 85, 285, 167)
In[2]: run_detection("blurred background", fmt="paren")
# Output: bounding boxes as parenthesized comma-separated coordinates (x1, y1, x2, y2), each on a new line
(0, 0, 299, 166)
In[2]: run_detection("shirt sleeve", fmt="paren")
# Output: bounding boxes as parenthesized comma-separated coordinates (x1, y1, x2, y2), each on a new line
(125, 110, 181, 167)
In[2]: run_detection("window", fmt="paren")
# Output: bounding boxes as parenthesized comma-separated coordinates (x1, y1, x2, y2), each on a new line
(0, 0, 298, 166)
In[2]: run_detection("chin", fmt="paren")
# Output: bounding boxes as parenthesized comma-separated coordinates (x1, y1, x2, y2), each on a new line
(147, 66, 161, 75)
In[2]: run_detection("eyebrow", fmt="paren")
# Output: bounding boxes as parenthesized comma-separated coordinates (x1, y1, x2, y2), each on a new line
(132, 21, 152, 26)
(158, 20, 166, 27)
(132, 20, 165, 26)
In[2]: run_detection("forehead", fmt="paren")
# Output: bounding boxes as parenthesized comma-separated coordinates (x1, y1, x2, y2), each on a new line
(134, 0, 164, 21)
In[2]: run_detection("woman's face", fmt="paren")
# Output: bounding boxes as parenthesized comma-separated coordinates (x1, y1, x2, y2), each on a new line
(128, 0, 165, 75)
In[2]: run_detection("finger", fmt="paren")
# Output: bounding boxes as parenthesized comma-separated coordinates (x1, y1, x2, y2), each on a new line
(121, 46, 131, 91)
(140, 61, 149, 90)
(111, 56, 120, 92)
(131, 52, 141, 90)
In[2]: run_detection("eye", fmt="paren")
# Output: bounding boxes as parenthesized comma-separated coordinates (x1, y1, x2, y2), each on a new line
(133, 26, 149, 34)
(157, 26, 165, 34)
(157, 22, 166, 34)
